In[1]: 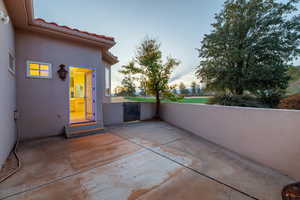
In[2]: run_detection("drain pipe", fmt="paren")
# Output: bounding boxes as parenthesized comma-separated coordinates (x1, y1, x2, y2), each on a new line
(0, 110, 22, 183)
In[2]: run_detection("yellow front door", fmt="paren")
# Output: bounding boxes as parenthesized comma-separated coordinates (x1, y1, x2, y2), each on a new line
(69, 67, 95, 123)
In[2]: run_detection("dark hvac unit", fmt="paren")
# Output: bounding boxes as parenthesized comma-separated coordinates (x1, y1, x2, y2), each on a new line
(123, 102, 141, 122)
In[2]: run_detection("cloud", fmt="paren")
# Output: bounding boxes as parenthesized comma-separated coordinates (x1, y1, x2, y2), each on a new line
(170, 71, 200, 87)
(170, 65, 197, 82)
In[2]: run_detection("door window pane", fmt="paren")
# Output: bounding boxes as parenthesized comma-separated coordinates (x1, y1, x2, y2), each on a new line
(105, 67, 110, 96)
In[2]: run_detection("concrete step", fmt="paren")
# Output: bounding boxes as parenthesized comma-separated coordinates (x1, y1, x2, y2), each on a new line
(66, 127, 106, 139)
(66, 122, 97, 131)
(65, 122, 105, 138)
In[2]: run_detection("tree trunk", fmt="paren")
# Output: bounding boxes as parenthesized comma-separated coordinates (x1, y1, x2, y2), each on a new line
(155, 91, 160, 119)
(236, 88, 244, 95)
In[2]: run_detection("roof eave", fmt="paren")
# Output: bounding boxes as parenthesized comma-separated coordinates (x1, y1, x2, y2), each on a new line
(31, 20, 116, 49)
(103, 51, 119, 65)
(4, 0, 116, 49)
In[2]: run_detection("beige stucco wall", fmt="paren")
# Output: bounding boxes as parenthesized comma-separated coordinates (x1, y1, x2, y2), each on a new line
(15, 29, 106, 140)
(103, 103, 123, 125)
(140, 103, 156, 120)
(160, 103, 300, 180)
(0, 0, 16, 169)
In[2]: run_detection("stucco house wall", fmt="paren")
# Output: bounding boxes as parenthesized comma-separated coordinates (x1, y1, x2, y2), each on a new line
(0, 0, 16, 169)
(103, 103, 124, 125)
(15, 29, 107, 140)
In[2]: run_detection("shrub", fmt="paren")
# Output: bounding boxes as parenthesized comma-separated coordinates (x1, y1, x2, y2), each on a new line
(162, 91, 184, 102)
(256, 89, 284, 108)
(208, 94, 269, 108)
(278, 94, 300, 110)
(177, 94, 186, 98)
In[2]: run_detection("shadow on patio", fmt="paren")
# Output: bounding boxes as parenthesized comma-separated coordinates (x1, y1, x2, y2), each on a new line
(0, 121, 293, 200)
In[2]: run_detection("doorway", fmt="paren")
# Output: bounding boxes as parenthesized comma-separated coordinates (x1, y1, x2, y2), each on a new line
(69, 66, 96, 124)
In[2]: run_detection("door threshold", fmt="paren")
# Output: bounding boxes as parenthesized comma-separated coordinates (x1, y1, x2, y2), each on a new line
(70, 121, 97, 127)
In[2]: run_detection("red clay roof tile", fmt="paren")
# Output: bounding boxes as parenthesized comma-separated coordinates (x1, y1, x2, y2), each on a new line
(35, 18, 115, 42)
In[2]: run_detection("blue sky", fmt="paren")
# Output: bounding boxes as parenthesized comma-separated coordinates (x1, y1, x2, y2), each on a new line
(33, 0, 299, 90)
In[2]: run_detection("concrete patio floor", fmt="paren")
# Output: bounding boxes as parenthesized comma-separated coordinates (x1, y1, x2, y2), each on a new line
(0, 121, 294, 200)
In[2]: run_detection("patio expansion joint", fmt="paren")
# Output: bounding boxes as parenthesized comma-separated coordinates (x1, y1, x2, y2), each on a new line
(0, 149, 146, 200)
(112, 133, 260, 200)
(160, 137, 184, 146)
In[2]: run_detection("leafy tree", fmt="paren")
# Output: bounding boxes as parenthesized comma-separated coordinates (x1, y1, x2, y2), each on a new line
(191, 81, 197, 96)
(120, 76, 136, 96)
(120, 38, 180, 117)
(172, 88, 178, 94)
(197, 88, 201, 96)
(114, 86, 123, 96)
(139, 88, 146, 96)
(288, 65, 300, 82)
(167, 84, 177, 94)
(196, 0, 300, 100)
(139, 79, 148, 96)
(119, 62, 137, 96)
(196, 84, 203, 96)
(179, 82, 190, 95)
(287, 65, 300, 94)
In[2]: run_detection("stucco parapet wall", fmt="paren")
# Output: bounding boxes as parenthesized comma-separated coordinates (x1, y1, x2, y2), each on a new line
(103, 102, 156, 126)
(160, 102, 300, 180)
(161, 102, 300, 113)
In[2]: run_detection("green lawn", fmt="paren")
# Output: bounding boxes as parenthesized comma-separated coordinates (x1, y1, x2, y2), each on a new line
(125, 97, 210, 104)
